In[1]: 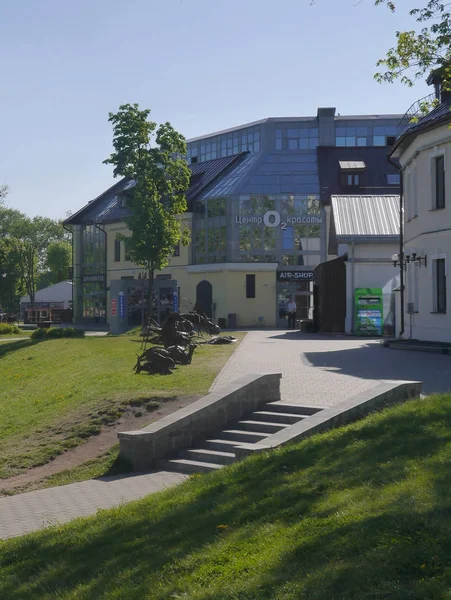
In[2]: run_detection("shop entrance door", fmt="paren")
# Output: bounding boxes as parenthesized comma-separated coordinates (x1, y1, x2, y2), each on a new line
(196, 280, 213, 318)
(276, 281, 313, 328)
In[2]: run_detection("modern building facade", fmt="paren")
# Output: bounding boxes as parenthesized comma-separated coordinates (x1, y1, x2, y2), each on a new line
(391, 71, 451, 342)
(315, 145, 401, 334)
(65, 108, 401, 329)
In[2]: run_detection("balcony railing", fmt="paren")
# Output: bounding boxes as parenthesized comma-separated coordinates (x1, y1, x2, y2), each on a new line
(397, 92, 437, 137)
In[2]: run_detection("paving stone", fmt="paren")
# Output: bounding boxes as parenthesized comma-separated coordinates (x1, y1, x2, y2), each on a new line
(2, 329, 451, 540)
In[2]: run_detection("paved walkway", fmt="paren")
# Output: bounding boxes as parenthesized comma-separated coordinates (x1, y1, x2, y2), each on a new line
(1, 330, 451, 540)
(212, 330, 451, 402)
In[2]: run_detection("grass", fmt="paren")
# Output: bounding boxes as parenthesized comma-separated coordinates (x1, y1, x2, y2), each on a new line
(0, 333, 244, 479)
(2, 394, 451, 599)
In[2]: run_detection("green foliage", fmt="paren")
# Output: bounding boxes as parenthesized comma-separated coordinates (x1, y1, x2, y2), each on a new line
(4, 394, 451, 598)
(31, 327, 85, 340)
(45, 240, 72, 283)
(104, 104, 191, 282)
(375, 1, 451, 90)
(0, 184, 8, 205)
(0, 334, 243, 478)
(0, 323, 20, 335)
(30, 327, 46, 339)
(0, 237, 23, 313)
(0, 205, 69, 307)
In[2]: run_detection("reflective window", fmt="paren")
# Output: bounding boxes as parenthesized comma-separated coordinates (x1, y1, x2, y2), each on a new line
(387, 173, 401, 185)
(275, 128, 318, 150)
(282, 226, 293, 249)
(373, 136, 386, 146)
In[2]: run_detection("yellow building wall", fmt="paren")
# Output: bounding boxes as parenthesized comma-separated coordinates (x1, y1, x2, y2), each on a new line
(103, 217, 277, 327)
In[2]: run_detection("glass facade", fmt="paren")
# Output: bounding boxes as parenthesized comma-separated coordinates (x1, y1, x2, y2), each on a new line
(187, 125, 261, 164)
(276, 128, 319, 150)
(81, 225, 106, 321)
(193, 194, 322, 266)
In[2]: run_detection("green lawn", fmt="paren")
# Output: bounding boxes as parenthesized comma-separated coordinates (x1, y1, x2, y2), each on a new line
(0, 334, 243, 478)
(2, 394, 451, 599)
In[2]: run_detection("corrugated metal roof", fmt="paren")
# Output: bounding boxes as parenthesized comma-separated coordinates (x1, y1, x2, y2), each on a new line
(331, 195, 400, 239)
(339, 160, 366, 171)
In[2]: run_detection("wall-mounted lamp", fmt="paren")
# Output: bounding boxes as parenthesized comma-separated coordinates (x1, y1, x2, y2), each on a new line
(392, 252, 427, 269)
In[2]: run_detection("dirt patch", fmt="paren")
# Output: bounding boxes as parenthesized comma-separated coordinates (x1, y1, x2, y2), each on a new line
(0, 396, 198, 494)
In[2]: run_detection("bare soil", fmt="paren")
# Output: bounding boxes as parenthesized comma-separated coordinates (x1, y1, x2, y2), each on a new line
(0, 396, 198, 494)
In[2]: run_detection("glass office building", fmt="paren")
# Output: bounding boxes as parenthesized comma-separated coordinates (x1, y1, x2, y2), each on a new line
(66, 107, 401, 328)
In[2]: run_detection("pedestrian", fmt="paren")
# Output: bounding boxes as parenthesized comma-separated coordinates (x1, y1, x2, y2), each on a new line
(287, 297, 297, 330)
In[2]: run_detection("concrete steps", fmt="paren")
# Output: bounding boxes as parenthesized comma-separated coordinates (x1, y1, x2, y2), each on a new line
(159, 401, 324, 474)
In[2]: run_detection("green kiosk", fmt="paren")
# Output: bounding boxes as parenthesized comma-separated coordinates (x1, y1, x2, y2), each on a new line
(354, 288, 383, 336)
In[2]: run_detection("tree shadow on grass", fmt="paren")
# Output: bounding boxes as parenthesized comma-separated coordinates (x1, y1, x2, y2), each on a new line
(0, 339, 37, 359)
(2, 396, 451, 599)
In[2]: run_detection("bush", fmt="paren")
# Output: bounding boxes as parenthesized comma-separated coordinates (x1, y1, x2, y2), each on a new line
(31, 327, 85, 340)
(31, 328, 47, 339)
(0, 323, 21, 335)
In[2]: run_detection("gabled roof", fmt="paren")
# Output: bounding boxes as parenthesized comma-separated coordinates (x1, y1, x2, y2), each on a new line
(392, 99, 451, 157)
(317, 146, 400, 206)
(64, 154, 248, 226)
(331, 195, 400, 241)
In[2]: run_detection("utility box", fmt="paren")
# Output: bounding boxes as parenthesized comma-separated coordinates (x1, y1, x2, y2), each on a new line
(354, 288, 383, 336)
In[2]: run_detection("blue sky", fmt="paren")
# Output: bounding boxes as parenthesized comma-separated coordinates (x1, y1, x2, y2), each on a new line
(1, 0, 427, 219)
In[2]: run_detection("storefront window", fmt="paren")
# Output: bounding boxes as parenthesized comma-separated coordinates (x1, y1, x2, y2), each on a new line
(81, 225, 106, 322)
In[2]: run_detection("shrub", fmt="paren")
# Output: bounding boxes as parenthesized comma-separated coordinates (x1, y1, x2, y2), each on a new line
(31, 328, 47, 339)
(31, 327, 85, 340)
(0, 323, 21, 335)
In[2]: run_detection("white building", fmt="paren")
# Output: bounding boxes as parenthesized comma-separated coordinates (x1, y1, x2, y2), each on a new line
(330, 195, 400, 334)
(21, 281, 73, 324)
(391, 74, 451, 342)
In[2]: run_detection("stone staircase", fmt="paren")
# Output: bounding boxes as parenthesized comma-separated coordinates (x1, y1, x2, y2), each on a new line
(159, 402, 324, 474)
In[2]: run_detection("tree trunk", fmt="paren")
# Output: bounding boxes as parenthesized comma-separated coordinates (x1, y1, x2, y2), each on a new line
(147, 267, 155, 325)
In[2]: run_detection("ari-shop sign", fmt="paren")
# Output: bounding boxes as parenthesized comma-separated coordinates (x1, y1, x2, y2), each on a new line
(111, 298, 117, 317)
(277, 270, 315, 282)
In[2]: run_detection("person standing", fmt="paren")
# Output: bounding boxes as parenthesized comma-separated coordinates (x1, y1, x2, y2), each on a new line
(287, 297, 297, 330)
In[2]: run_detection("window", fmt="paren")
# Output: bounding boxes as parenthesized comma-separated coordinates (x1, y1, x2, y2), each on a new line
(387, 173, 401, 185)
(435, 155, 445, 209)
(373, 126, 398, 147)
(435, 259, 447, 313)
(173, 243, 180, 257)
(246, 274, 256, 298)
(341, 173, 360, 187)
(276, 128, 318, 150)
(124, 246, 131, 261)
(282, 226, 293, 249)
(336, 126, 367, 147)
(114, 238, 121, 262)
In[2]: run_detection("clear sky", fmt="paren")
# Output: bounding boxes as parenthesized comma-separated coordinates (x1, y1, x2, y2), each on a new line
(1, 0, 427, 220)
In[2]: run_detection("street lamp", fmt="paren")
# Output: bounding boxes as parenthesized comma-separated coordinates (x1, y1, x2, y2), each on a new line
(392, 252, 427, 269)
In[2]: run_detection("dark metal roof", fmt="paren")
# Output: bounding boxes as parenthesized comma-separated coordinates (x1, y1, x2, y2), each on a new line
(186, 153, 248, 204)
(393, 99, 451, 156)
(65, 154, 247, 225)
(317, 146, 400, 206)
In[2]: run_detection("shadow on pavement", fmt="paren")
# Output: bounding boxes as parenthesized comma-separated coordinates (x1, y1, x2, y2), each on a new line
(304, 343, 451, 395)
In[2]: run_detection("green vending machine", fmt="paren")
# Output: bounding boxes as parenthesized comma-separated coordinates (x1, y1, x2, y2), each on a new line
(354, 288, 383, 336)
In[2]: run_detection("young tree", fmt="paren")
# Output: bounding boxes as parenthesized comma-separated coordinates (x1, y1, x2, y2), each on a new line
(104, 103, 191, 322)
(0, 237, 23, 314)
(45, 240, 72, 284)
(375, 1, 451, 91)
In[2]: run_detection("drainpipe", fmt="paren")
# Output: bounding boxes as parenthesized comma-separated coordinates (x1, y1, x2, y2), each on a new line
(350, 242, 355, 333)
(388, 156, 404, 337)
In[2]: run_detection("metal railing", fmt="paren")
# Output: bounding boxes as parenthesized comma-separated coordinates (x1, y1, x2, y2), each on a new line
(397, 92, 437, 137)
